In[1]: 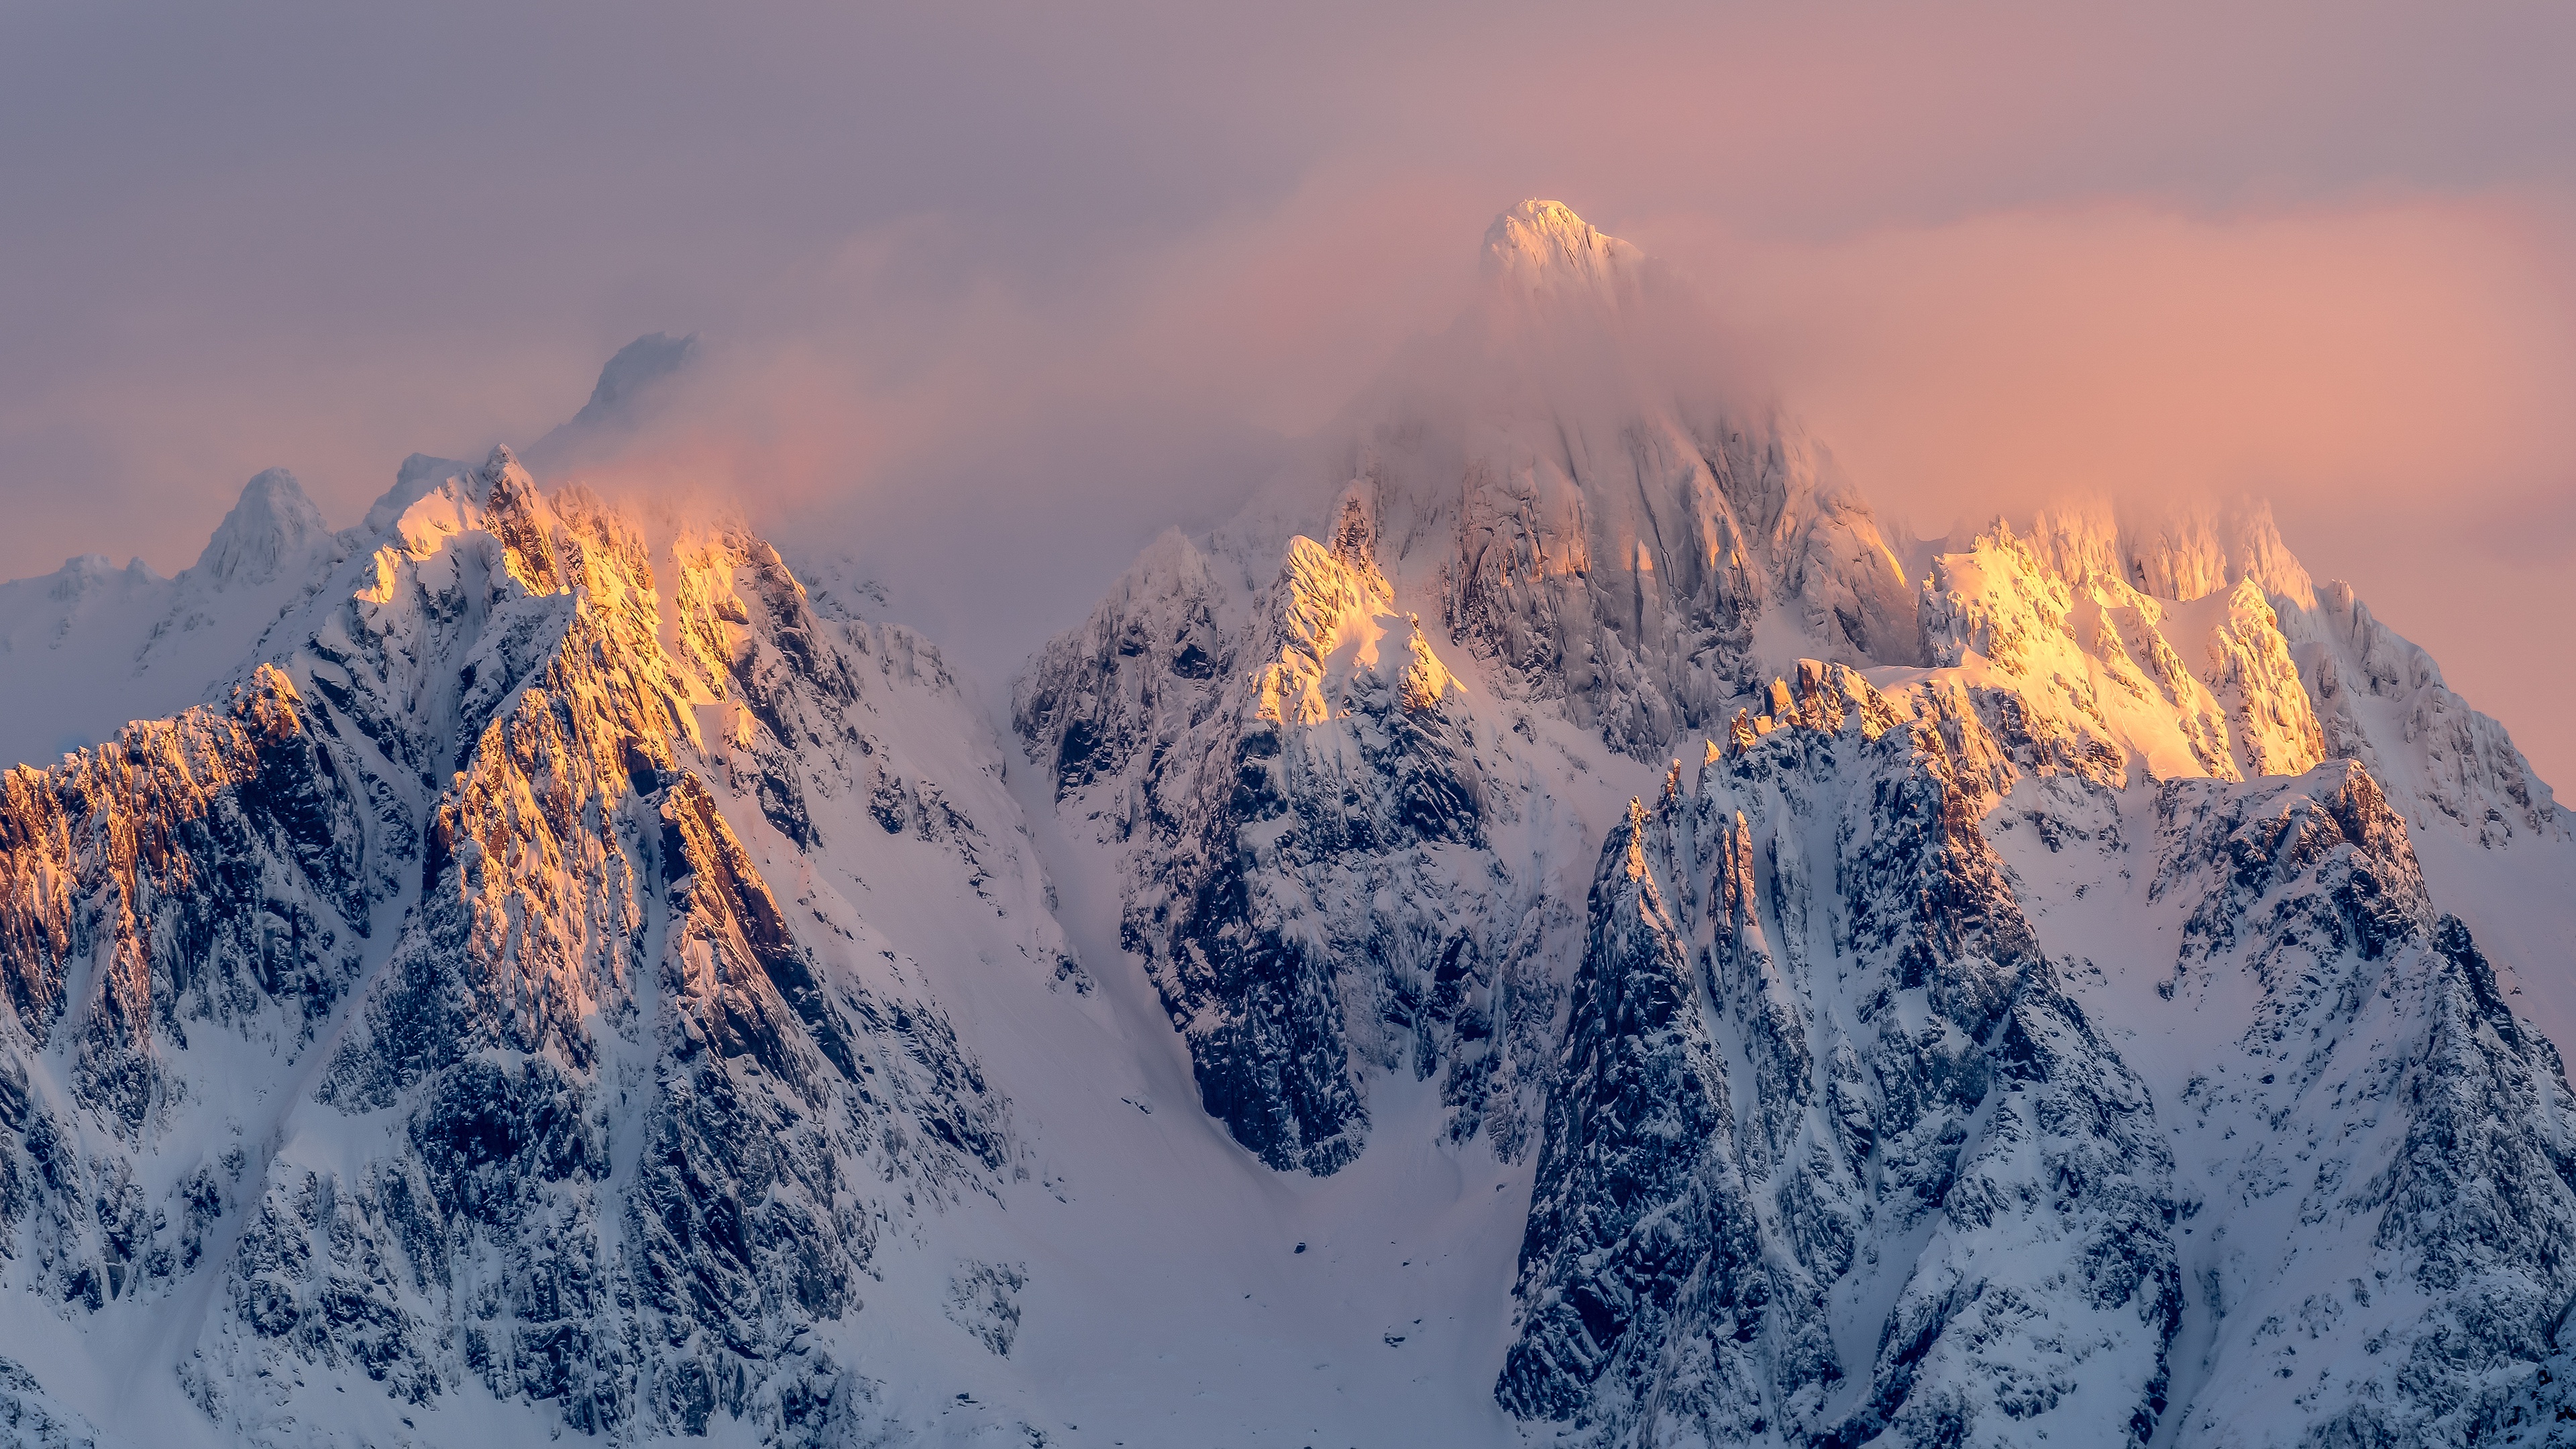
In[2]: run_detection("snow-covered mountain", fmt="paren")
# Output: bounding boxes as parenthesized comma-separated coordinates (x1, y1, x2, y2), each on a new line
(0, 448, 1089, 1446)
(3, 201, 2573, 1448)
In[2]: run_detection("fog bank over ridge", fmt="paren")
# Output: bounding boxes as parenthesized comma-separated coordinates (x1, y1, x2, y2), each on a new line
(1, 2, 2571, 782)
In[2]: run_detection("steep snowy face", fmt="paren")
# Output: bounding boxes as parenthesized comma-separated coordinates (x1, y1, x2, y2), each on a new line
(1430, 409, 1925, 757)
(1503, 666, 2576, 1446)
(1474, 499, 2575, 1442)
(0, 468, 352, 769)
(1181, 202, 1931, 761)
(1330, 205, 1930, 756)
(0, 449, 1071, 1446)
(4, 204, 2564, 1449)
(2289, 579, 2563, 847)
(1925, 500, 2564, 852)
(2023, 496, 2319, 612)
(2133, 762, 2576, 1444)
(191, 468, 335, 588)
(1018, 489, 1578, 1172)
(1503, 668, 2181, 1446)
(1018, 206, 1943, 1173)
(1021, 201, 2571, 1218)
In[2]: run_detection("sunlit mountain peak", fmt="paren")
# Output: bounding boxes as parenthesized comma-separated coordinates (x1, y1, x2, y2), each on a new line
(1481, 197, 1644, 297)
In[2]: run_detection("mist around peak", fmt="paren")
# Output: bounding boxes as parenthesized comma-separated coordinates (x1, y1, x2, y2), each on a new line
(523, 331, 703, 474)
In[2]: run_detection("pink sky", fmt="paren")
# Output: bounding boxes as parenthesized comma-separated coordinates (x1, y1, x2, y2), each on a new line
(2, 1, 2571, 783)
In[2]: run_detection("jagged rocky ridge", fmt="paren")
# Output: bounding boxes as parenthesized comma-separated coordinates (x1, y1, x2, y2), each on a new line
(1503, 669, 2184, 1445)
(0, 449, 1073, 1446)
(1016, 203, 1956, 1176)
(1017, 488, 1576, 1172)
(1019, 202, 2566, 1183)
(1499, 661, 2576, 1445)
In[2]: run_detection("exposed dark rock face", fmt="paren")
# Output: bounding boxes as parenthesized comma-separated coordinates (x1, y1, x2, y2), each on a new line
(1502, 665, 2181, 1446)
(1019, 496, 1562, 1172)
(1501, 665, 2576, 1446)
(0, 667, 372, 1138)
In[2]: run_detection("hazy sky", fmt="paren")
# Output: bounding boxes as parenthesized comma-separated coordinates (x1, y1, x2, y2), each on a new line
(5, 2, 2573, 782)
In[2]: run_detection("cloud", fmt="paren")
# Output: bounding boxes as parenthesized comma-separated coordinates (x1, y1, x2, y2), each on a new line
(1641, 195, 2576, 527)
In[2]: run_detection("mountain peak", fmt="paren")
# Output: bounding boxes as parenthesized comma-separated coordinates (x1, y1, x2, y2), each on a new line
(189, 467, 329, 586)
(362, 453, 472, 537)
(1481, 199, 1642, 297)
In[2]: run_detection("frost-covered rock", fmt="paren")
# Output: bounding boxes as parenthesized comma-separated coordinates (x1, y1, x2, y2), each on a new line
(1401, 201, 1929, 756)
(1997, 496, 2565, 847)
(2142, 765, 2576, 1445)
(2284, 580, 2565, 848)
(1020, 488, 1572, 1171)
(1503, 668, 2576, 1446)
(1017, 211, 2576, 1449)
(1018, 202, 1945, 1174)
(0, 1356, 106, 1449)
(1503, 667, 2182, 1446)
(1919, 517, 2326, 786)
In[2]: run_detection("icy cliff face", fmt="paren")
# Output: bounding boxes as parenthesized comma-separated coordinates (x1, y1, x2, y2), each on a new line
(0, 447, 1071, 1446)
(1503, 669, 2182, 1446)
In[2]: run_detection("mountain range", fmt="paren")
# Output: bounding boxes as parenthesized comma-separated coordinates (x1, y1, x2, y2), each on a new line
(0, 201, 2570, 1448)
